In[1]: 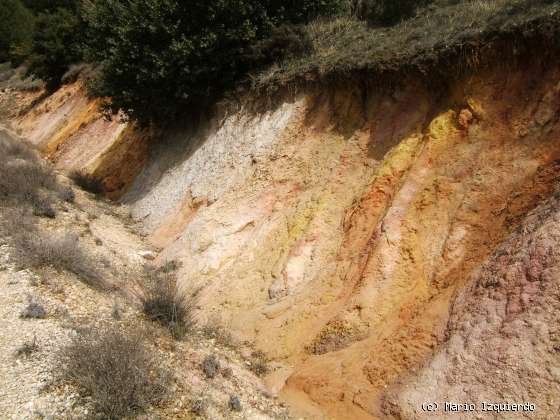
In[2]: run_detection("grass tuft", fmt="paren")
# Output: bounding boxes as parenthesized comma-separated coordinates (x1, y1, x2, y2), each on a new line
(12, 230, 106, 289)
(252, 0, 560, 92)
(137, 265, 197, 339)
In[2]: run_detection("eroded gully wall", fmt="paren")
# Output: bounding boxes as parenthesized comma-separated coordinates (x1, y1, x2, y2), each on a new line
(122, 61, 560, 419)
(8, 60, 560, 419)
(11, 82, 150, 198)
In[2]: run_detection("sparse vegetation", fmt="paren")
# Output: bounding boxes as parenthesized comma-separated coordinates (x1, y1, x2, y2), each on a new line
(0, 133, 106, 289)
(0, 130, 60, 216)
(15, 335, 39, 357)
(222, 366, 233, 378)
(190, 399, 206, 416)
(228, 395, 242, 412)
(248, 350, 269, 377)
(201, 354, 220, 379)
(20, 301, 46, 319)
(111, 301, 122, 320)
(137, 265, 197, 339)
(58, 185, 75, 203)
(201, 319, 236, 348)
(69, 170, 104, 195)
(253, 0, 560, 92)
(12, 230, 105, 289)
(58, 324, 169, 419)
(159, 259, 182, 274)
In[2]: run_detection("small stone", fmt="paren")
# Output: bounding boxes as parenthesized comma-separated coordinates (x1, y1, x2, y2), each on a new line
(191, 399, 205, 416)
(138, 250, 157, 260)
(20, 302, 46, 319)
(229, 395, 242, 412)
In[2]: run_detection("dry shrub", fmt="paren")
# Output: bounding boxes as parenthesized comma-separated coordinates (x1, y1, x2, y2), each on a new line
(201, 354, 220, 379)
(248, 350, 269, 377)
(0, 129, 71, 217)
(137, 265, 197, 339)
(15, 336, 39, 358)
(201, 318, 236, 348)
(12, 230, 106, 289)
(58, 324, 169, 419)
(20, 301, 47, 319)
(69, 170, 104, 195)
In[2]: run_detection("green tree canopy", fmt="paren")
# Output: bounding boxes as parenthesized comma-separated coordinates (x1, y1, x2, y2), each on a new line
(84, 0, 347, 123)
(26, 5, 84, 90)
(0, 0, 34, 64)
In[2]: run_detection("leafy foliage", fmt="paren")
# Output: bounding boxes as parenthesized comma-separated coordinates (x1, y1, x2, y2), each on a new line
(26, 4, 84, 90)
(0, 0, 34, 64)
(83, 0, 348, 124)
(23, 0, 80, 13)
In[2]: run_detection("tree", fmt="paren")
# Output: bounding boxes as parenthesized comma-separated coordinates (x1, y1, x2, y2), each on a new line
(0, 0, 34, 64)
(26, 6, 83, 90)
(83, 0, 347, 124)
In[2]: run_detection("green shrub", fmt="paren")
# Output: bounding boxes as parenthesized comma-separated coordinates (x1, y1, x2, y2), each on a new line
(0, 0, 34, 64)
(26, 5, 84, 90)
(83, 0, 348, 124)
(246, 24, 313, 65)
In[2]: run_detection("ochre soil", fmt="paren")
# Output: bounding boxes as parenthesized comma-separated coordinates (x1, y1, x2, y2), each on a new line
(6, 60, 560, 419)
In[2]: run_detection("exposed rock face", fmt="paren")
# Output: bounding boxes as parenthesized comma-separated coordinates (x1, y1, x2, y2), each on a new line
(383, 189, 560, 419)
(11, 82, 150, 198)
(5, 60, 560, 419)
(120, 62, 560, 418)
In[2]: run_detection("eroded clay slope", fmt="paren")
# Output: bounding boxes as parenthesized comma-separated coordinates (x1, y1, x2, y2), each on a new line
(121, 61, 560, 418)
(9, 82, 150, 198)
(5, 58, 559, 418)
(383, 188, 560, 419)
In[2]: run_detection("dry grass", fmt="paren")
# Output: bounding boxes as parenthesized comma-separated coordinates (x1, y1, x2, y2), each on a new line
(0, 65, 44, 92)
(0, 129, 68, 217)
(136, 265, 197, 339)
(58, 324, 169, 419)
(252, 0, 560, 91)
(12, 230, 106, 289)
(201, 319, 237, 348)
(248, 350, 269, 377)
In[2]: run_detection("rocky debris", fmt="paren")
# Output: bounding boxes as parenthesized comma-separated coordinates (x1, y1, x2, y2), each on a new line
(191, 398, 206, 416)
(0, 171, 288, 420)
(20, 302, 46, 319)
(138, 250, 157, 260)
(15, 336, 39, 358)
(229, 395, 242, 412)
